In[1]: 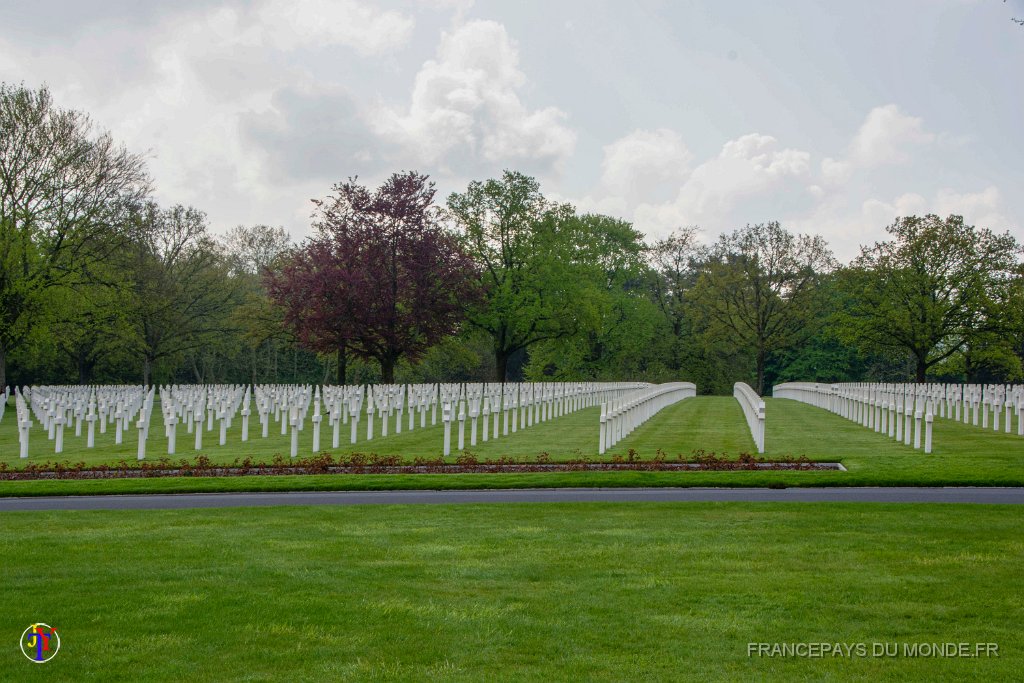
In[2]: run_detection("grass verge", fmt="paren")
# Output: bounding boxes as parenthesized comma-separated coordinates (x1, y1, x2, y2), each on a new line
(1, 502, 1020, 682)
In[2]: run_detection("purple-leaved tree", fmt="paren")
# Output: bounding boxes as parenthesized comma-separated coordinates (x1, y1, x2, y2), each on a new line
(268, 172, 479, 383)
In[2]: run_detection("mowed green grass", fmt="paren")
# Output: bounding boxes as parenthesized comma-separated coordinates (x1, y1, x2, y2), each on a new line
(1, 503, 1020, 682)
(2, 396, 1023, 495)
(0, 398, 610, 465)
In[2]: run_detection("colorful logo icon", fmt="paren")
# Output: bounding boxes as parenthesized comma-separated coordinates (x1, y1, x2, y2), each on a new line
(21, 623, 60, 663)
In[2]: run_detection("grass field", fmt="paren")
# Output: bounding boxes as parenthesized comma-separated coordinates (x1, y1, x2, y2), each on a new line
(1, 502, 1020, 681)
(1, 395, 1023, 495)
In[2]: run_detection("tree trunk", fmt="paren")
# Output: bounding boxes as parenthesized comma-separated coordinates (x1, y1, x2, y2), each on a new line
(755, 345, 766, 396)
(380, 355, 395, 384)
(143, 356, 152, 387)
(915, 357, 927, 383)
(495, 348, 510, 383)
(0, 342, 6, 392)
(77, 351, 93, 385)
(336, 341, 347, 385)
(963, 349, 976, 384)
(250, 346, 258, 385)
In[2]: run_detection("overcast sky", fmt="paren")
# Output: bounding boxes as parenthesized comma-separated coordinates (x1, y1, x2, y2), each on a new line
(2, 0, 1022, 260)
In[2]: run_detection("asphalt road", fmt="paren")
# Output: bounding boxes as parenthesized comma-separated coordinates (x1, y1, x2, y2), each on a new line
(1, 487, 1024, 510)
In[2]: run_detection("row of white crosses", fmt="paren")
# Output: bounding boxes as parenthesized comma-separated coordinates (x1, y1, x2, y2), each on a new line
(135, 387, 156, 459)
(252, 384, 313, 457)
(932, 384, 1024, 434)
(283, 381, 647, 458)
(733, 382, 766, 454)
(10, 381, 698, 461)
(773, 382, 945, 453)
(14, 388, 31, 458)
(438, 382, 649, 457)
(781, 382, 1024, 450)
(13, 385, 149, 458)
(155, 384, 248, 458)
(599, 382, 697, 455)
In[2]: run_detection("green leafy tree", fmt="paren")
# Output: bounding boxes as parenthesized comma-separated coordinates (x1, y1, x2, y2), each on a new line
(0, 83, 149, 388)
(122, 202, 242, 385)
(48, 279, 135, 384)
(649, 226, 703, 373)
(219, 224, 294, 384)
(525, 214, 672, 380)
(448, 171, 590, 381)
(692, 221, 836, 394)
(841, 214, 1020, 383)
(767, 273, 911, 385)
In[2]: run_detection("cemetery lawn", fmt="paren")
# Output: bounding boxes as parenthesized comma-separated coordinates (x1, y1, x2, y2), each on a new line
(1, 396, 1023, 495)
(2, 502, 1021, 682)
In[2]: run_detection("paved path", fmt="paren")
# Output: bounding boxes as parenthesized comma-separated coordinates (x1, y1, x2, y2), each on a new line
(2, 487, 1024, 510)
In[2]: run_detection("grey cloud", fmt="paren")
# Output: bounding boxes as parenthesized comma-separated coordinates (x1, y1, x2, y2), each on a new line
(0, 0, 224, 38)
(240, 86, 396, 184)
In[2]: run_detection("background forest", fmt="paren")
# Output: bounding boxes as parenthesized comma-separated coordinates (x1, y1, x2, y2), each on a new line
(3, 83, 1022, 394)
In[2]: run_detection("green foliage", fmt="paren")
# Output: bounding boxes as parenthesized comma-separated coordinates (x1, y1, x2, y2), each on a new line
(690, 222, 836, 394)
(448, 171, 593, 380)
(0, 82, 149, 387)
(119, 203, 244, 385)
(839, 214, 1021, 382)
(766, 274, 912, 385)
(4, 86, 1023, 391)
(524, 214, 675, 381)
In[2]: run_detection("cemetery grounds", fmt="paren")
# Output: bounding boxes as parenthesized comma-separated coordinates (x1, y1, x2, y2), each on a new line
(2, 388, 1022, 681)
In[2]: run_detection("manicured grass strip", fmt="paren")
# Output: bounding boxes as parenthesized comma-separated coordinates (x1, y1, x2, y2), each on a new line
(766, 397, 1024, 459)
(2, 503, 1021, 682)
(3, 395, 1022, 496)
(615, 395, 756, 455)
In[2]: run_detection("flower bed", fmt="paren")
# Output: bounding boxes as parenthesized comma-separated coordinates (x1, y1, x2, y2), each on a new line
(0, 451, 841, 479)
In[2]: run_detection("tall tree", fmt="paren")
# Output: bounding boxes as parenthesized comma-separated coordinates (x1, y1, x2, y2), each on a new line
(266, 238, 354, 383)
(0, 83, 149, 388)
(448, 171, 588, 381)
(48, 278, 134, 384)
(649, 226, 703, 372)
(122, 202, 241, 385)
(220, 224, 294, 384)
(268, 172, 478, 383)
(524, 214, 667, 380)
(692, 221, 836, 394)
(841, 214, 1020, 382)
(221, 224, 292, 277)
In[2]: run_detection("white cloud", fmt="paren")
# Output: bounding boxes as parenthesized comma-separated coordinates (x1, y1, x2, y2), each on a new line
(820, 157, 852, 185)
(599, 128, 693, 201)
(864, 186, 1010, 230)
(374, 20, 577, 171)
(862, 193, 927, 225)
(822, 104, 935, 184)
(4, 3, 1017, 261)
(849, 104, 934, 165)
(416, 0, 476, 14)
(934, 187, 1008, 226)
(631, 133, 811, 238)
(0, 0, 421, 242)
(256, 0, 415, 55)
(791, 186, 1012, 263)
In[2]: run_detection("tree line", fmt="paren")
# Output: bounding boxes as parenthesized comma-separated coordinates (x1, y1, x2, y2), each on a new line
(2, 83, 1022, 394)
